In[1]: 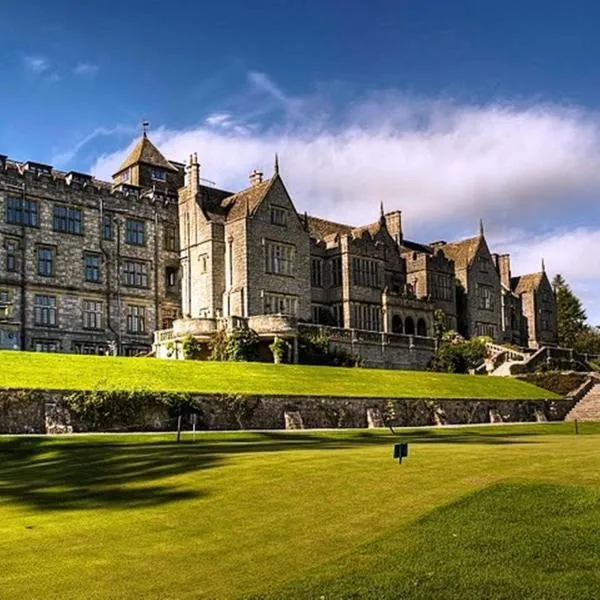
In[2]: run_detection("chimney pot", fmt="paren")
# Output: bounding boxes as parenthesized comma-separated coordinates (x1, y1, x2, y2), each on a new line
(249, 169, 263, 186)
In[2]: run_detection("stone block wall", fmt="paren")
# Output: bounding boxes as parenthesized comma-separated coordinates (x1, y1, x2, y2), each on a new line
(0, 388, 576, 434)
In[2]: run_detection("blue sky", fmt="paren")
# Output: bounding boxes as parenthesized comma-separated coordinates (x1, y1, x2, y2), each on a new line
(3, 0, 600, 320)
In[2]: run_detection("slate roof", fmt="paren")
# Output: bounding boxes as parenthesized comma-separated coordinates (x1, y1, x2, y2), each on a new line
(511, 272, 543, 295)
(221, 177, 275, 221)
(438, 236, 481, 269)
(115, 135, 179, 175)
(402, 239, 434, 254)
(306, 216, 354, 240)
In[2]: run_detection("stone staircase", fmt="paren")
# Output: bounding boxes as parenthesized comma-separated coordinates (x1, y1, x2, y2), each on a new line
(565, 381, 600, 422)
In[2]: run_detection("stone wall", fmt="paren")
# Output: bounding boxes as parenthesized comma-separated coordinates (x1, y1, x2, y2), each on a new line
(0, 388, 576, 434)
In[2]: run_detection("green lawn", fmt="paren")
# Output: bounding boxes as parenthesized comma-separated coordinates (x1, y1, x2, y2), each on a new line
(0, 351, 557, 399)
(1, 424, 599, 599)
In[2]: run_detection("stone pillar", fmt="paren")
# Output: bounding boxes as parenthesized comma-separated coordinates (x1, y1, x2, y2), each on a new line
(292, 337, 299, 364)
(489, 408, 503, 423)
(284, 411, 304, 430)
(366, 408, 384, 428)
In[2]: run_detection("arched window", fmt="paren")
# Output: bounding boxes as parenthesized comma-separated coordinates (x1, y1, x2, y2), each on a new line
(391, 315, 403, 334)
(417, 318, 427, 337)
(405, 317, 415, 335)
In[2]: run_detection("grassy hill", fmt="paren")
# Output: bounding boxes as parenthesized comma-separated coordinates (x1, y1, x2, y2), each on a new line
(0, 351, 558, 399)
(0, 425, 599, 599)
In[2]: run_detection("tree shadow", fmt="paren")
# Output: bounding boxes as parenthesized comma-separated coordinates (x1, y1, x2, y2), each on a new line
(0, 425, 572, 512)
(0, 437, 219, 511)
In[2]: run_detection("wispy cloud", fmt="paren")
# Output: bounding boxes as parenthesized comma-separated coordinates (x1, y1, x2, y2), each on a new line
(23, 56, 49, 73)
(89, 73, 600, 321)
(74, 62, 99, 76)
(53, 125, 138, 166)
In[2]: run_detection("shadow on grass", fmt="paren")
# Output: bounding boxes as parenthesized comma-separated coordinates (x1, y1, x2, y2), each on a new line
(249, 482, 600, 600)
(0, 437, 219, 511)
(0, 424, 586, 512)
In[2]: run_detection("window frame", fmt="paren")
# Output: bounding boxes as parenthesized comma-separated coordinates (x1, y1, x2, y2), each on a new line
(122, 259, 149, 288)
(6, 197, 38, 227)
(53, 205, 83, 235)
(34, 294, 57, 327)
(125, 218, 146, 246)
(37, 246, 55, 278)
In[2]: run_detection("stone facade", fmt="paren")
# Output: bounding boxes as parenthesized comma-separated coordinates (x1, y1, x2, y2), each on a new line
(0, 134, 558, 361)
(0, 136, 181, 354)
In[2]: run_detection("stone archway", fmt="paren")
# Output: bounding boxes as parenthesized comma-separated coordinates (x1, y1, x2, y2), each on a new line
(417, 318, 427, 337)
(391, 315, 403, 334)
(405, 316, 415, 335)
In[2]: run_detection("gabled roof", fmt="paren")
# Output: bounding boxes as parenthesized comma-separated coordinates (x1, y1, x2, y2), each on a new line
(114, 135, 178, 175)
(438, 236, 481, 269)
(221, 177, 275, 221)
(306, 216, 354, 240)
(511, 272, 543, 295)
(402, 239, 433, 254)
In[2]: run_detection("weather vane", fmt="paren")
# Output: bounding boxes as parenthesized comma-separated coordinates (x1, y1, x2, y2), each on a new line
(142, 120, 150, 136)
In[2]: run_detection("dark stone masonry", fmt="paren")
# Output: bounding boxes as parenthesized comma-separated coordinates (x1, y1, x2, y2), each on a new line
(0, 388, 576, 434)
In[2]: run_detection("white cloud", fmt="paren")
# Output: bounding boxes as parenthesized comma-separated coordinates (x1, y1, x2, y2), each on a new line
(89, 79, 600, 320)
(92, 99, 600, 230)
(74, 62, 99, 76)
(23, 56, 49, 73)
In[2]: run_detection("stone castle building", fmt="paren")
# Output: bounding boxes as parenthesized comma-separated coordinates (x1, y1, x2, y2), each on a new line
(0, 133, 558, 367)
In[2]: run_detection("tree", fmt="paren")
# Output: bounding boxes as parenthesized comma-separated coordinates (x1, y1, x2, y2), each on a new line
(552, 274, 587, 348)
(430, 331, 487, 374)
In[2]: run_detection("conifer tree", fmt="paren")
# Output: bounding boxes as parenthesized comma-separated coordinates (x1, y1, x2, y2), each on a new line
(552, 274, 587, 348)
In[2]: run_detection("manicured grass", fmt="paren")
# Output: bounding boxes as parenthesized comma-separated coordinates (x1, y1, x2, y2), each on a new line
(1, 424, 599, 599)
(0, 351, 558, 399)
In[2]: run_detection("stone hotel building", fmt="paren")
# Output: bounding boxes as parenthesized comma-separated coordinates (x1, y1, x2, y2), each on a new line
(0, 133, 557, 368)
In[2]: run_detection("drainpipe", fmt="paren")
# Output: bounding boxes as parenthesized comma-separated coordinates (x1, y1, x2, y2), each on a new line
(99, 198, 120, 352)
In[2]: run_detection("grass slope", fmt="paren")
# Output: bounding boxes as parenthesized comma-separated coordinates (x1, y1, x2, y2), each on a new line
(0, 351, 557, 399)
(0, 424, 599, 600)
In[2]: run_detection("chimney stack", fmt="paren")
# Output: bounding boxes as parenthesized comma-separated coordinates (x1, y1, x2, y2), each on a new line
(383, 210, 403, 246)
(249, 169, 263, 186)
(497, 254, 511, 288)
(188, 152, 200, 196)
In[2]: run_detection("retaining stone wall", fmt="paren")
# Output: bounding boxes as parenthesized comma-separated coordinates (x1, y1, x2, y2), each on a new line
(0, 388, 576, 434)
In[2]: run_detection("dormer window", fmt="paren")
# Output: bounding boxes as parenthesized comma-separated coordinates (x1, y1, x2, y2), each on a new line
(151, 168, 167, 181)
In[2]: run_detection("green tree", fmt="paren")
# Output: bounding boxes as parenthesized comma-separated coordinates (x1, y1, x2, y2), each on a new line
(552, 274, 587, 348)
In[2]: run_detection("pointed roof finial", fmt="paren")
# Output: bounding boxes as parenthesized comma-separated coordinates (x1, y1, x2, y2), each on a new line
(274, 153, 280, 176)
(479, 218, 484, 237)
(541, 257, 546, 273)
(142, 120, 150, 137)
(380, 201, 385, 219)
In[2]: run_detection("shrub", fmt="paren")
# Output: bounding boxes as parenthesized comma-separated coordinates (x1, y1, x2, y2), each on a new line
(182, 335, 203, 360)
(269, 337, 289, 364)
(430, 331, 487, 374)
(209, 327, 260, 362)
(298, 332, 361, 367)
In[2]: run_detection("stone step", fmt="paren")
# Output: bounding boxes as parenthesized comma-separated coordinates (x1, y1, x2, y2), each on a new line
(565, 383, 600, 421)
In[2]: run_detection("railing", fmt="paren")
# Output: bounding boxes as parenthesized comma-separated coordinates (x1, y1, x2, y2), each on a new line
(485, 343, 527, 362)
(297, 323, 436, 350)
(154, 329, 174, 343)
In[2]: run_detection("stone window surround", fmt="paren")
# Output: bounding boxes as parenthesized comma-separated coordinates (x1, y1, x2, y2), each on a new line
(125, 218, 146, 246)
(34, 294, 57, 327)
(37, 245, 55, 278)
(263, 291, 298, 316)
(126, 304, 146, 334)
(265, 239, 295, 277)
(82, 299, 104, 330)
(53, 204, 83, 235)
(6, 196, 38, 227)
(121, 259, 149, 288)
(84, 253, 101, 283)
